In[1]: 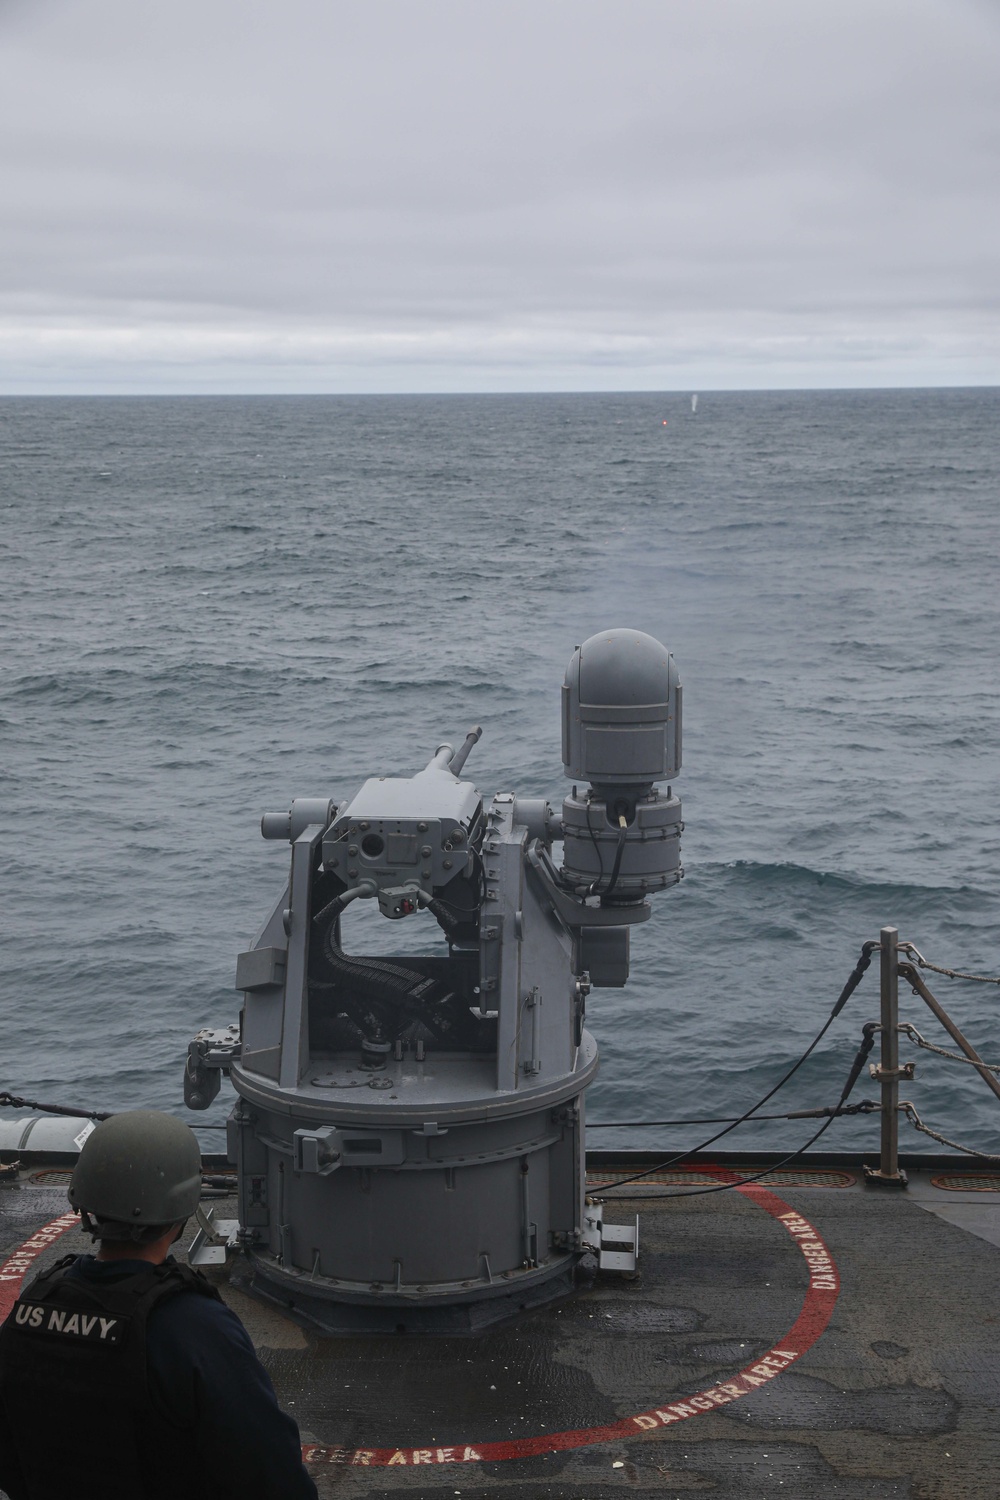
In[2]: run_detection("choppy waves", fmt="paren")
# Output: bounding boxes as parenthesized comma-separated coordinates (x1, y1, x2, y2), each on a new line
(2, 388, 999, 1156)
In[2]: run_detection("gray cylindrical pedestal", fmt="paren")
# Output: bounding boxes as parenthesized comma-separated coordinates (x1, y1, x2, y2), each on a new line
(230, 1034, 597, 1332)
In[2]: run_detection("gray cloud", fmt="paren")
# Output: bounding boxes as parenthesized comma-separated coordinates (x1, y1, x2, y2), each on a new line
(0, 0, 997, 390)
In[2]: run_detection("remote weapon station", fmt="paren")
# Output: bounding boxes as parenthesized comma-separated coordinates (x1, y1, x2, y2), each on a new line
(185, 629, 682, 1330)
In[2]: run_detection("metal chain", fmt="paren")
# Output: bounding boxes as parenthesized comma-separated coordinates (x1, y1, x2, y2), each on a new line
(898, 1022, 1000, 1075)
(899, 1101, 1000, 1160)
(898, 942, 1000, 986)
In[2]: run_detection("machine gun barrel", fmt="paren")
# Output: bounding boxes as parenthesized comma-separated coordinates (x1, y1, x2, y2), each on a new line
(448, 725, 482, 777)
(423, 725, 482, 778)
(424, 743, 455, 773)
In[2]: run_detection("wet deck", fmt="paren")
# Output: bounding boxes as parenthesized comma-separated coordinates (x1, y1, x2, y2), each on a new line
(3, 1156, 999, 1499)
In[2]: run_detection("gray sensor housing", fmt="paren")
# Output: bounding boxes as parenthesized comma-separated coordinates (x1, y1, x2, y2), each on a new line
(560, 630, 683, 902)
(562, 629, 681, 789)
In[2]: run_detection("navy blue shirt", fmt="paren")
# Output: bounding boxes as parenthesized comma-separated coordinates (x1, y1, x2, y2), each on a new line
(0, 1256, 318, 1500)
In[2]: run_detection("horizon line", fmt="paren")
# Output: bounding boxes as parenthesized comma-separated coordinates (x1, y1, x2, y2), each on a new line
(1, 382, 998, 399)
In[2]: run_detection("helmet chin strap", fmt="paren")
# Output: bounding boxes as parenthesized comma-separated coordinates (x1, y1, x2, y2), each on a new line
(77, 1209, 186, 1246)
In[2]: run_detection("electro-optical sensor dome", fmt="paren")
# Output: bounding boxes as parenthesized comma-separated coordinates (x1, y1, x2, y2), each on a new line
(562, 628, 681, 788)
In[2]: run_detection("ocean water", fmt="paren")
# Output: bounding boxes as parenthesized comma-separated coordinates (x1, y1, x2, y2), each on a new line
(2, 389, 999, 1159)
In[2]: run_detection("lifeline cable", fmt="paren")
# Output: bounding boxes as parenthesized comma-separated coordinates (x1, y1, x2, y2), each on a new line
(3, 946, 879, 1155)
(897, 942, 1000, 987)
(0, 1093, 231, 1131)
(898, 1022, 1000, 1073)
(601, 1113, 842, 1200)
(0, 1091, 111, 1121)
(589, 1099, 879, 1128)
(589, 940, 879, 1194)
(898, 1101, 1000, 1161)
(602, 1020, 880, 1200)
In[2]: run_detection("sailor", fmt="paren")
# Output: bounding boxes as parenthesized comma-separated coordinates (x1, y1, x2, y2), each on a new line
(0, 1110, 318, 1500)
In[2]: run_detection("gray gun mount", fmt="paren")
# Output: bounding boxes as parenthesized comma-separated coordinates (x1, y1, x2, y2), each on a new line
(185, 629, 683, 1332)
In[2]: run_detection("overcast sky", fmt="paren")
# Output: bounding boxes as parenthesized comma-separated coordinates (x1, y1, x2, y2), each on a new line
(1, 0, 997, 393)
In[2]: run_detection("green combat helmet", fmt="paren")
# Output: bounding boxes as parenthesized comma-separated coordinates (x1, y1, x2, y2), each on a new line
(68, 1110, 202, 1242)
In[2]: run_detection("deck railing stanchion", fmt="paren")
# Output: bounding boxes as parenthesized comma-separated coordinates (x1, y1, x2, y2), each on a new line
(881, 926, 901, 1178)
(865, 926, 908, 1188)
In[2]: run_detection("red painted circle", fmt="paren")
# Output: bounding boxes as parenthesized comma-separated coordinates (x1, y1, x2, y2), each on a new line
(303, 1175, 840, 1469)
(0, 1180, 840, 1471)
(0, 1212, 78, 1322)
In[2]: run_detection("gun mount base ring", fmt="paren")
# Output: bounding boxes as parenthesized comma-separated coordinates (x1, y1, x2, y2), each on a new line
(234, 1250, 579, 1335)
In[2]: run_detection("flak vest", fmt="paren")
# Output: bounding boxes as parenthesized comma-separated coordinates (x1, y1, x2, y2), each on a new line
(0, 1254, 223, 1500)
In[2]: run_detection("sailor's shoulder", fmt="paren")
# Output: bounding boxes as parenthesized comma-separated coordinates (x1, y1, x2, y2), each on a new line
(24, 1251, 86, 1292)
(147, 1272, 252, 1349)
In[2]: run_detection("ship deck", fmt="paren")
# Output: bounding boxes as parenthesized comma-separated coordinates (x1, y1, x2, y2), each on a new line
(3, 1151, 999, 1499)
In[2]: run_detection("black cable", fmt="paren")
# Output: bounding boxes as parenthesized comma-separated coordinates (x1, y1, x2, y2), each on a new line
(593, 1117, 742, 1127)
(601, 1113, 841, 1200)
(589, 1100, 879, 1128)
(584, 797, 604, 894)
(601, 818, 629, 900)
(0, 1091, 111, 1121)
(600, 1018, 880, 1200)
(584, 798, 628, 899)
(1, 1094, 234, 1130)
(423, 895, 461, 934)
(588, 940, 879, 1193)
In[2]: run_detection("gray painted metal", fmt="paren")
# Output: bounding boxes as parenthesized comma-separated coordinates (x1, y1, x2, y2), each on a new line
(0, 1115, 97, 1154)
(880, 926, 902, 1180)
(560, 628, 683, 901)
(865, 926, 908, 1189)
(562, 628, 681, 785)
(559, 785, 683, 897)
(185, 629, 683, 1325)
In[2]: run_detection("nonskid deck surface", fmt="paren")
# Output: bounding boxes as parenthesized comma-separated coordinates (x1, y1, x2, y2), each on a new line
(3, 1165, 999, 1499)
